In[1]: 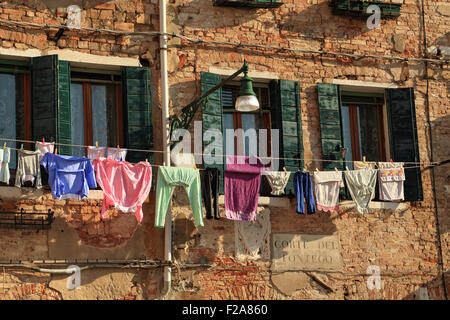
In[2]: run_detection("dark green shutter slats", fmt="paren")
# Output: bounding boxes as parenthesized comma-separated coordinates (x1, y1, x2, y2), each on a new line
(57, 60, 71, 155)
(318, 83, 343, 171)
(32, 55, 71, 155)
(201, 72, 224, 193)
(386, 88, 423, 201)
(121, 66, 153, 164)
(270, 79, 303, 196)
(31, 55, 58, 143)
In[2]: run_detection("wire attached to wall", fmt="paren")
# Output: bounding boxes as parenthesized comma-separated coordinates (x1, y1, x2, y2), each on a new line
(0, 136, 438, 170)
(0, 17, 447, 65)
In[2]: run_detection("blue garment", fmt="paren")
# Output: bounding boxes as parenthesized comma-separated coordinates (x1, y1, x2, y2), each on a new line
(41, 153, 97, 200)
(294, 171, 317, 214)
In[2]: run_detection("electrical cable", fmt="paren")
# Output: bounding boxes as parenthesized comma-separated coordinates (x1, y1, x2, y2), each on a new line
(0, 17, 448, 65)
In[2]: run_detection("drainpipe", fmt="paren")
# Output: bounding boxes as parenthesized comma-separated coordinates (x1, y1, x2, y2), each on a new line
(159, 0, 172, 299)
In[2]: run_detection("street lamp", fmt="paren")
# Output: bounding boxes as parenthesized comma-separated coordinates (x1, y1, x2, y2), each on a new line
(169, 60, 259, 142)
(235, 60, 259, 112)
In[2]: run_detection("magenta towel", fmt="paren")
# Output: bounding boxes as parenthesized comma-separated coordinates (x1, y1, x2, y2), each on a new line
(224, 155, 264, 221)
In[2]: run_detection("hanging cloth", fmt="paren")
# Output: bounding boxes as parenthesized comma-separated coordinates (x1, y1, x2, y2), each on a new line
(0, 147, 11, 184)
(107, 147, 127, 161)
(224, 155, 264, 221)
(35, 141, 55, 162)
(264, 171, 291, 196)
(313, 170, 343, 213)
(41, 153, 96, 200)
(201, 167, 220, 219)
(87, 146, 106, 162)
(354, 161, 376, 170)
(344, 168, 377, 214)
(15, 149, 42, 189)
(93, 157, 152, 223)
(377, 162, 405, 201)
(294, 171, 317, 214)
(155, 166, 203, 228)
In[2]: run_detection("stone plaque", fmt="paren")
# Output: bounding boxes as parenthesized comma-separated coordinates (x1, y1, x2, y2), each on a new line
(271, 233, 343, 272)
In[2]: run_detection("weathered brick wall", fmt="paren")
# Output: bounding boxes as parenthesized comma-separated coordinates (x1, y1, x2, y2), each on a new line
(0, 0, 448, 300)
(165, 0, 450, 300)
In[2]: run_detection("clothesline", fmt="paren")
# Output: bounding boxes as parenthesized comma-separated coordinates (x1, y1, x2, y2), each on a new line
(0, 136, 433, 167)
(4, 145, 428, 171)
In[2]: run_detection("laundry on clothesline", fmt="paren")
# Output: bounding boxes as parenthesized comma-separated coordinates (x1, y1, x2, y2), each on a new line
(0, 147, 11, 184)
(377, 161, 405, 201)
(155, 166, 203, 228)
(202, 167, 220, 220)
(264, 170, 291, 196)
(294, 171, 316, 215)
(35, 141, 55, 162)
(87, 146, 107, 161)
(344, 168, 377, 214)
(93, 157, 152, 223)
(313, 170, 343, 213)
(15, 149, 42, 189)
(107, 147, 127, 161)
(41, 153, 96, 200)
(224, 155, 264, 221)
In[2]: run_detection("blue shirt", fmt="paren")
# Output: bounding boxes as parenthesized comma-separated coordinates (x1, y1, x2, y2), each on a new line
(41, 153, 97, 200)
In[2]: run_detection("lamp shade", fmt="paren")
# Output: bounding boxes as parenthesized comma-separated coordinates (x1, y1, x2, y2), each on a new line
(235, 67, 259, 112)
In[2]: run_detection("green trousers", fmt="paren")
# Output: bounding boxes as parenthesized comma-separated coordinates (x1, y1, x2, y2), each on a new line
(155, 166, 204, 228)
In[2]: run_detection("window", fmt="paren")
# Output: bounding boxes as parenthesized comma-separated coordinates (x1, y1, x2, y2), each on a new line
(0, 64, 31, 184)
(70, 71, 123, 157)
(340, 94, 387, 170)
(201, 72, 303, 197)
(318, 83, 423, 202)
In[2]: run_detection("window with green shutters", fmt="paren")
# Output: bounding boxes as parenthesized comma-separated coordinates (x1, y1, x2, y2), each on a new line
(317, 83, 423, 202)
(30, 56, 153, 164)
(201, 72, 304, 197)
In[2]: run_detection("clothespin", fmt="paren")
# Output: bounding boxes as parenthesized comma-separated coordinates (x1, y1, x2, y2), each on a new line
(283, 167, 287, 173)
(55, 147, 58, 155)
(96, 141, 98, 148)
(334, 167, 339, 172)
(35, 144, 39, 151)
(194, 163, 197, 170)
(117, 145, 120, 151)
(145, 158, 148, 163)
(42, 138, 45, 144)
(390, 158, 393, 163)
(3, 142, 6, 150)
(20, 144, 23, 150)
(303, 167, 307, 172)
(315, 168, 319, 172)
(363, 156, 366, 164)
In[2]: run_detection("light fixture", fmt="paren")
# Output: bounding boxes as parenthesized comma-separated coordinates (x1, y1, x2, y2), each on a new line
(235, 60, 260, 112)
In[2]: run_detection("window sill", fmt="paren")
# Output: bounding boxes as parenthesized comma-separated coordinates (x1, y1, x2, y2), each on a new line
(0, 186, 104, 201)
(219, 195, 290, 208)
(218, 195, 408, 211)
(339, 200, 408, 211)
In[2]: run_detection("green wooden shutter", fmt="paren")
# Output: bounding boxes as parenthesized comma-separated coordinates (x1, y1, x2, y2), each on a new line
(201, 72, 224, 193)
(270, 79, 304, 196)
(386, 88, 423, 201)
(121, 66, 153, 164)
(31, 55, 72, 155)
(57, 60, 71, 155)
(318, 83, 344, 171)
(31, 55, 58, 143)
